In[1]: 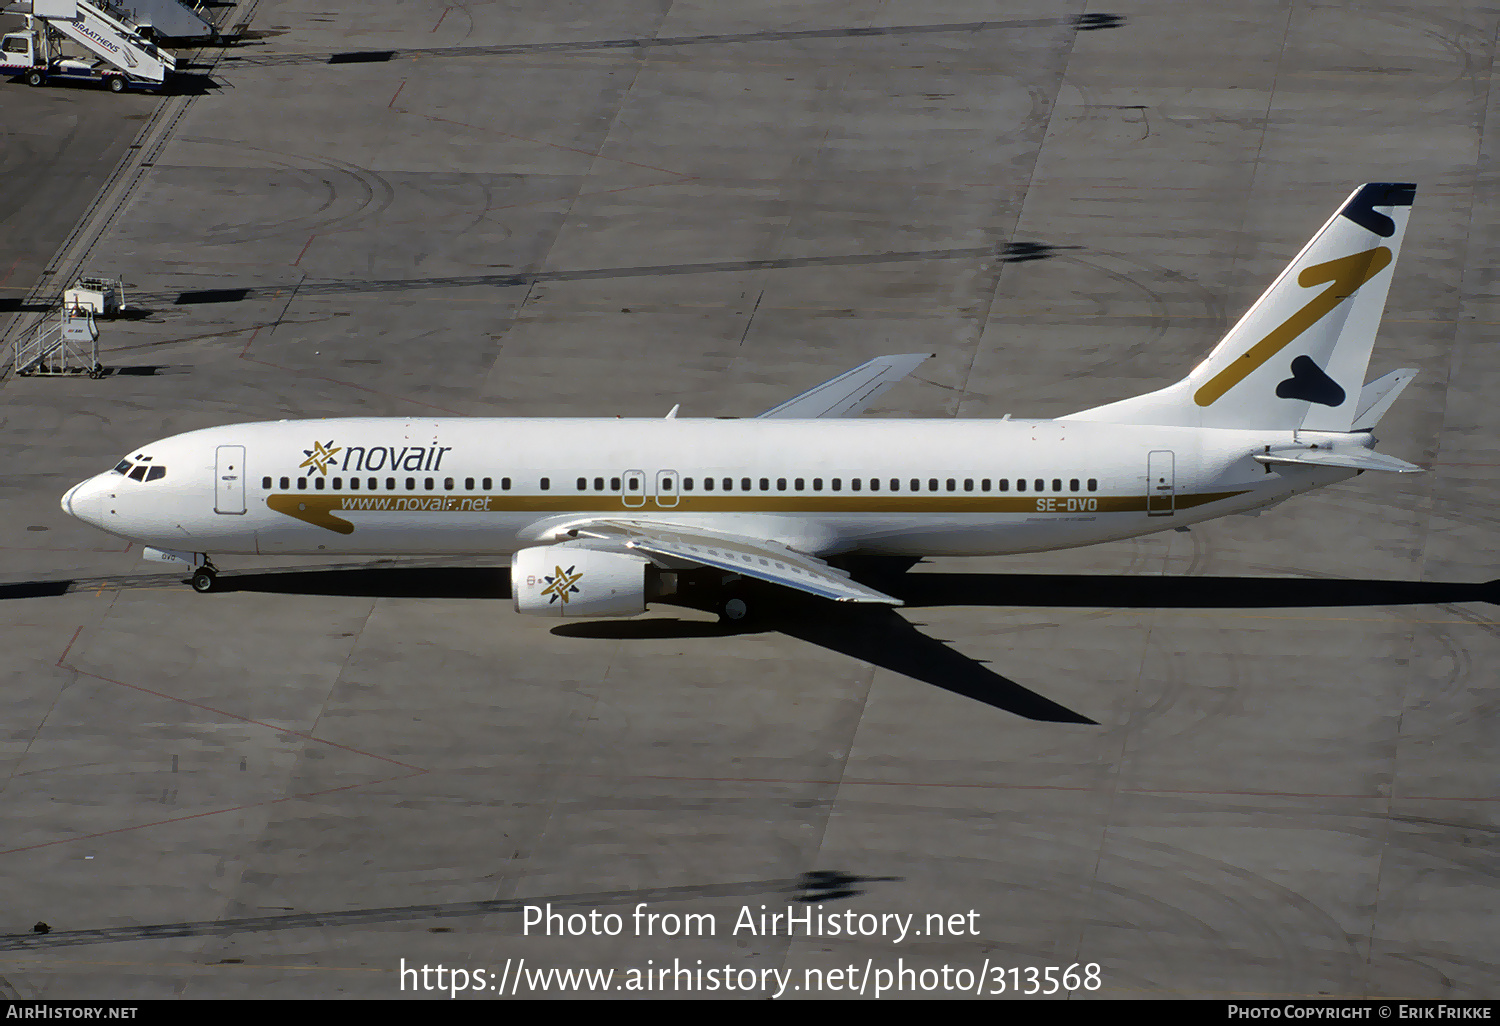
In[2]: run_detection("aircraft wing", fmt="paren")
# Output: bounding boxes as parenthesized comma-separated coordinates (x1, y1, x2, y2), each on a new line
(568, 520, 903, 605)
(755, 353, 932, 419)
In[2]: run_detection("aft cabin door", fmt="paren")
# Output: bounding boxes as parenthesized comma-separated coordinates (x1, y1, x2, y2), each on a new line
(1146, 450, 1175, 516)
(215, 445, 246, 515)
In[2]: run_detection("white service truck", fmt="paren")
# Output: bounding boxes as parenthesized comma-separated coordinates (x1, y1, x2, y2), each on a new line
(1, 0, 175, 92)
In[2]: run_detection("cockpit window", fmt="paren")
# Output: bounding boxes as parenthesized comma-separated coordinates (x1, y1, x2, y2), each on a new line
(129, 465, 148, 481)
(145, 466, 165, 482)
(113, 460, 130, 474)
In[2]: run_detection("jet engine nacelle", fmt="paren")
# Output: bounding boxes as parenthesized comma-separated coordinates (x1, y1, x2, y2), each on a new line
(511, 545, 649, 617)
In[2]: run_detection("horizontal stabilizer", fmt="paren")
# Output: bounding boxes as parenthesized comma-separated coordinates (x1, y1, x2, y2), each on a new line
(1351, 368, 1417, 430)
(1254, 448, 1423, 474)
(757, 353, 931, 419)
(570, 520, 903, 604)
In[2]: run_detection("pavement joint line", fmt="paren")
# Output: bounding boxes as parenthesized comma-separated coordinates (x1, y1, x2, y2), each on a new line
(55, 663, 429, 773)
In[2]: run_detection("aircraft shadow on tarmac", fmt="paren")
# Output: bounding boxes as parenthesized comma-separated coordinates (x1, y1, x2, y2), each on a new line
(201, 565, 1498, 726)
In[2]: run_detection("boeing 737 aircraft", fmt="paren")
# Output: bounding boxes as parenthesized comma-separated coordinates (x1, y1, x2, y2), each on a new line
(62, 184, 1422, 622)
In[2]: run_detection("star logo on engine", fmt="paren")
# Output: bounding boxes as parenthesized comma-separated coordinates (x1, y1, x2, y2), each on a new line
(541, 565, 583, 605)
(299, 440, 343, 475)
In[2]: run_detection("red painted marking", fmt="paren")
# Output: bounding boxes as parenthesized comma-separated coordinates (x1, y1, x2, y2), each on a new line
(0, 255, 22, 288)
(55, 626, 83, 667)
(238, 324, 262, 358)
(431, 6, 450, 32)
(293, 234, 317, 266)
(388, 79, 406, 109)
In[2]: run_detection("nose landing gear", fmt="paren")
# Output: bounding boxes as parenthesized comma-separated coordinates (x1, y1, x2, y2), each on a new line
(190, 561, 219, 593)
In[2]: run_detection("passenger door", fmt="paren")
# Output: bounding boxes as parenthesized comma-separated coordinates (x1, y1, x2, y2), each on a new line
(1146, 450, 1175, 516)
(215, 445, 246, 514)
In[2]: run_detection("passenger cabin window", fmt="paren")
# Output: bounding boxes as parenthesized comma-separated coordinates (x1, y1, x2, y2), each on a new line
(502, 477, 512, 490)
(467, 478, 476, 490)
(703, 477, 714, 491)
(262, 476, 272, 489)
(832, 479, 842, 491)
(741, 478, 751, 491)
(298, 477, 308, 490)
(387, 478, 396, 490)
(280, 477, 290, 489)
(577, 477, 587, 490)
(424, 478, 434, 491)
(1017, 479, 1026, 492)
(999, 479, 1009, 491)
(368, 478, 377, 490)
(1052, 479, 1062, 492)
(1034, 479, 1044, 492)
(540, 478, 550, 491)
(1070, 479, 1080, 492)
(610, 477, 619, 490)
(1087, 478, 1098, 492)
(594, 477, 604, 491)
(928, 478, 938, 491)
(444, 477, 454, 490)
(315, 478, 325, 490)
(684, 478, 694, 490)
(406, 477, 415, 490)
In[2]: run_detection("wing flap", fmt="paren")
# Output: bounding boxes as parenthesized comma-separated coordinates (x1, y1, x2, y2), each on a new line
(571, 520, 903, 605)
(756, 353, 931, 419)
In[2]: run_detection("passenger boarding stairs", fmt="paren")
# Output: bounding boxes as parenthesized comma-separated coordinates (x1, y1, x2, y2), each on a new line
(12, 305, 101, 377)
(29, 0, 175, 83)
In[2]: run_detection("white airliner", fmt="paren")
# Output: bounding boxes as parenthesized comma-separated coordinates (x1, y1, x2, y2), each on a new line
(62, 184, 1422, 622)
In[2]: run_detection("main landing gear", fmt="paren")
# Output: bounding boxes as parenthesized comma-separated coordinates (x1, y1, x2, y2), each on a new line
(717, 580, 754, 625)
(190, 560, 219, 593)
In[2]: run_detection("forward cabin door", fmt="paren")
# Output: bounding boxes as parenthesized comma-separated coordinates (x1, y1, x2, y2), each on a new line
(1146, 449, 1175, 516)
(215, 445, 246, 514)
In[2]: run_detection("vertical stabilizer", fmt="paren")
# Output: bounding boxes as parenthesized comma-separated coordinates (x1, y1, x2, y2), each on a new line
(1064, 183, 1413, 430)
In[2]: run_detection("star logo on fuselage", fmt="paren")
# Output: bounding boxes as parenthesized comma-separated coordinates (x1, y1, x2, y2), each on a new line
(299, 440, 343, 475)
(541, 565, 583, 605)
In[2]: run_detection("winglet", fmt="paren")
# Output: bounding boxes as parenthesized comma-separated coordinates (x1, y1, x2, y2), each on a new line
(757, 353, 932, 419)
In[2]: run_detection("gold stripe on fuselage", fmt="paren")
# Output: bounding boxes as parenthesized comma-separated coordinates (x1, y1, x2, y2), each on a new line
(266, 491, 1252, 534)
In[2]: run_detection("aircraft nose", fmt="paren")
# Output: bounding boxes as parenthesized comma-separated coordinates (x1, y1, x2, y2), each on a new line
(61, 475, 108, 528)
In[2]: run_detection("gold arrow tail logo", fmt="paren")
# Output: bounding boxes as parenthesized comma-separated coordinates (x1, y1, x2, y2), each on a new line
(1194, 247, 1392, 407)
